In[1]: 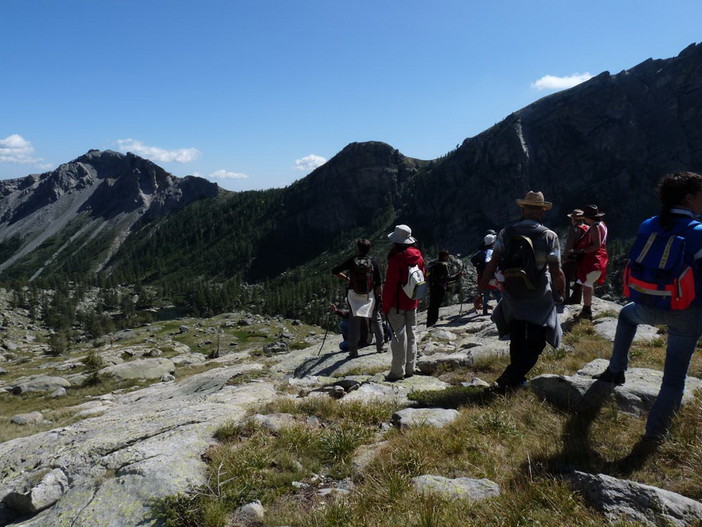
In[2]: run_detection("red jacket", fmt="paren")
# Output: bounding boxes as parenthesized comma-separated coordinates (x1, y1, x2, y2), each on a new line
(382, 245, 425, 314)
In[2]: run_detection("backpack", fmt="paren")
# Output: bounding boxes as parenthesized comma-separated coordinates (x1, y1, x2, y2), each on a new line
(623, 221, 698, 310)
(499, 225, 549, 296)
(425, 260, 444, 287)
(470, 250, 486, 273)
(402, 264, 427, 300)
(349, 256, 374, 294)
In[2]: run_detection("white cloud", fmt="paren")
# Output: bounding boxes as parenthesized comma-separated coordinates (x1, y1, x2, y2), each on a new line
(294, 154, 327, 171)
(0, 134, 43, 164)
(115, 138, 202, 163)
(209, 169, 249, 180)
(531, 73, 593, 91)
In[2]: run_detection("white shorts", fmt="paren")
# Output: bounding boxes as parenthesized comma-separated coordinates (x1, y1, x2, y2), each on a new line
(578, 270, 602, 289)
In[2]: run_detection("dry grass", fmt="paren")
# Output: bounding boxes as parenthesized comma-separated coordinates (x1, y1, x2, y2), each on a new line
(158, 316, 702, 527)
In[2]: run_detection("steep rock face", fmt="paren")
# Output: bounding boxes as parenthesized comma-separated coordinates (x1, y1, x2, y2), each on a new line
(251, 141, 426, 278)
(0, 150, 220, 276)
(404, 43, 702, 251)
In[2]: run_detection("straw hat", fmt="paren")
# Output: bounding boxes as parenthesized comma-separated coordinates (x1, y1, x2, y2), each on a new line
(516, 191, 552, 210)
(567, 208, 584, 218)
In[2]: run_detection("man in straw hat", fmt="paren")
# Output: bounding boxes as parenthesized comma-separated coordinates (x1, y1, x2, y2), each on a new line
(382, 224, 425, 381)
(475, 191, 565, 393)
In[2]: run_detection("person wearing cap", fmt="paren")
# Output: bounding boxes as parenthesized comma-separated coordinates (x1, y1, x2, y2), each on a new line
(563, 209, 588, 304)
(475, 191, 565, 393)
(426, 249, 464, 326)
(470, 233, 502, 315)
(382, 224, 425, 381)
(572, 204, 609, 319)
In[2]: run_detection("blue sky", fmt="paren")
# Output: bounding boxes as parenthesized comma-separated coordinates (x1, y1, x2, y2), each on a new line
(1, 1, 701, 191)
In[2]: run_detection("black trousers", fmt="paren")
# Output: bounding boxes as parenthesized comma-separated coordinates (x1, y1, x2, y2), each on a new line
(427, 286, 445, 327)
(496, 320, 547, 387)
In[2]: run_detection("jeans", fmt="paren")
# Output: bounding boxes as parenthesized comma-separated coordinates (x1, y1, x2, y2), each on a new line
(609, 302, 702, 437)
(386, 308, 417, 378)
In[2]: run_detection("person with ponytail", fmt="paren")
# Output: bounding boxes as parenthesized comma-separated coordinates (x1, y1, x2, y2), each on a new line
(594, 171, 702, 441)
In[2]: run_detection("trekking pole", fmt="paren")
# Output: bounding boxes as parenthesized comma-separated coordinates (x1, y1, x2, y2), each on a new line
(382, 312, 399, 342)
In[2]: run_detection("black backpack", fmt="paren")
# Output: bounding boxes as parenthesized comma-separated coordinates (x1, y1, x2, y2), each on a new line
(500, 225, 549, 295)
(349, 256, 374, 294)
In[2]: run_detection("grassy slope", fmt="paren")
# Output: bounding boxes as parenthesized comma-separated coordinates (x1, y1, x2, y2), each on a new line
(158, 317, 702, 527)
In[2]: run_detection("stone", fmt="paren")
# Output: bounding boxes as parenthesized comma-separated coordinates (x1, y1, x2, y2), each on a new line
(231, 500, 264, 526)
(530, 359, 702, 416)
(10, 412, 44, 425)
(570, 471, 702, 526)
(10, 375, 71, 395)
(411, 475, 501, 501)
(99, 358, 175, 381)
(50, 387, 67, 398)
(247, 413, 296, 433)
(3, 468, 69, 515)
(391, 408, 460, 430)
(263, 341, 288, 354)
(592, 317, 660, 343)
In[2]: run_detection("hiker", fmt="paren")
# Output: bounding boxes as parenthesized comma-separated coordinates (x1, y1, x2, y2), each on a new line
(572, 204, 609, 319)
(331, 238, 385, 358)
(426, 249, 464, 326)
(329, 303, 373, 352)
(382, 224, 425, 381)
(470, 233, 502, 315)
(563, 209, 588, 304)
(474, 191, 565, 393)
(593, 171, 702, 440)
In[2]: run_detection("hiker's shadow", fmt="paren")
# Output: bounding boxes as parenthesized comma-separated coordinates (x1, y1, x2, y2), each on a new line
(519, 381, 660, 479)
(293, 350, 355, 378)
(521, 381, 617, 476)
(442, 311, 484, 327)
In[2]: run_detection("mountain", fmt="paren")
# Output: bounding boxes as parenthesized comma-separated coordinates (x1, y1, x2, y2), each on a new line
(0, 150, 220, 279)
(403, 42, 702, 249)
(1, 43, 701, 317)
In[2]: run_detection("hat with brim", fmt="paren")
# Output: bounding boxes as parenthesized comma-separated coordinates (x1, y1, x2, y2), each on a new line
(582, 204, 605, 218)
(567, 209, 584, 218)
(388, 224, 416, 244)
(516, 191, 552, 210)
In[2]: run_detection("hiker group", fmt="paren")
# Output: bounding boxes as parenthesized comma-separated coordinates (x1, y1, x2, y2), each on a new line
(330, 170, 702, 441)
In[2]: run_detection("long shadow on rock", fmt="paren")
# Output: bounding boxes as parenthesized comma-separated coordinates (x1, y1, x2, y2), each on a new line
(293, 350, 354, 378)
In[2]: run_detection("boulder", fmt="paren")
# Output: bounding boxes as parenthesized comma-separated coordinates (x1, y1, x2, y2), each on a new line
(569, 471, 702, 526)
(391, 408, 460, 430)
(99, 358, 175, 381)
(530, 359, 702, 416)
(3, 468, 69, 515)
(411, 475, 501, 501)
(10, 375, 71, 395)
(10, 412, 44, 426)
(592, 317, 660, 343)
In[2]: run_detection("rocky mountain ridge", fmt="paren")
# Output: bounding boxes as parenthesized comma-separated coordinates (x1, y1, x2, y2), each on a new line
(0, 150, 220, 278)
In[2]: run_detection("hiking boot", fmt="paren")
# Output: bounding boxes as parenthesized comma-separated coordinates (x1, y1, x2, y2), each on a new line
(384, 374, 402, 382)
(348, 350, 359, 359)
(592, 367, 625, 385)
(566, 284, 582, 304)
(577, 306, 593, 320)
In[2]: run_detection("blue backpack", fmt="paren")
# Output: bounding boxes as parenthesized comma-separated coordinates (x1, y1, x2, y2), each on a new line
(623, 220, 699, 310)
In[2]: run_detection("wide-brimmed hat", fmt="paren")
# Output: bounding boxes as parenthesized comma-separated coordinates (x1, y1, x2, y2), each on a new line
(567, 208, 584, 218)
(582, 204, 605, 218)
(484, 234, 496, 245)
(388, 224, 416, 244)
(516, 191, 552, 210)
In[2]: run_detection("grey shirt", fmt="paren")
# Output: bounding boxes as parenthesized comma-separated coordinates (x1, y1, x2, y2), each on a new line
(491, 219, 562, 347)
